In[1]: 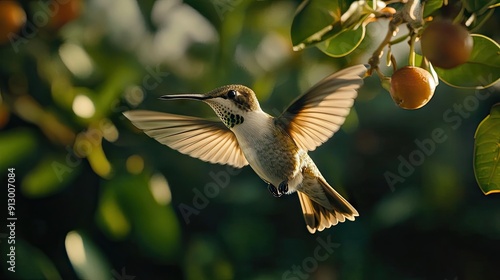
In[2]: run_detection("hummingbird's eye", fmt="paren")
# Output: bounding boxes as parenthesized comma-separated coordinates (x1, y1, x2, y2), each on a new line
(227, 90, 237, 99)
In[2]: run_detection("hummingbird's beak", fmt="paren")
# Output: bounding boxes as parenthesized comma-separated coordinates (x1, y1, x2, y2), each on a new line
(159, 93, 211, 101)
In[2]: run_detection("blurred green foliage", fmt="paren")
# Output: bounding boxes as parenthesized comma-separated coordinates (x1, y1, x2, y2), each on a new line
(1, 0, 500, 279)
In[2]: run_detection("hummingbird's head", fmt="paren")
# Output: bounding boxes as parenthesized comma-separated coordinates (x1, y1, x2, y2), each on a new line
(160, 85, 262, 128)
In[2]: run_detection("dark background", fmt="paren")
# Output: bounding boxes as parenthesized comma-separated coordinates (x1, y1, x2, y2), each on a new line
(1, 0, 500, 279)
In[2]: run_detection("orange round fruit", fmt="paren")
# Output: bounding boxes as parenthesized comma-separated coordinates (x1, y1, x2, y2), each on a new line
(0, 1, 26, 45)
(390, 66, 437, 110)
(49, 0, 83, 29)
(420, 20, 473, 69)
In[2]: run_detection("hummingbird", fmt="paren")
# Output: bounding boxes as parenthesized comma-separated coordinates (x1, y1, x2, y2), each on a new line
(123, 64, 367, 233)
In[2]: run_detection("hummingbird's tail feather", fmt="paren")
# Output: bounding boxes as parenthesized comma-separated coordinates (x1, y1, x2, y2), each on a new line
(297, 178, 358, 234)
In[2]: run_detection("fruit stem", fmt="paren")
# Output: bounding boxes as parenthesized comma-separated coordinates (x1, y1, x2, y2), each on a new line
(389, 33, 410, 45)
(375, 68, 392, 93)
(386, 46, 392, 66)
(391, 54, 398, 73)
(367, 0, 424, 74)
(408, 31, 417, 66)
(368, 14, 403, 75)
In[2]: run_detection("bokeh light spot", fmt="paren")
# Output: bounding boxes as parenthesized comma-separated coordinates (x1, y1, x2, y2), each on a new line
(72, 95, 95, 118)
(65, 231, 86, 266)
(149, 173, 172, 205)
(126, 154, 144, 174)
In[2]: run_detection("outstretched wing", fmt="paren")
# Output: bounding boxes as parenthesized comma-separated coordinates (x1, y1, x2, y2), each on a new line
(276, 64, 367, 151)
(123, 110, 249, 168)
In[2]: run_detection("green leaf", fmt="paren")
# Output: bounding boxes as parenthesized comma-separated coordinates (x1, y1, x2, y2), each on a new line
(434, 34, 500, 89)
(291, 0, 346, 50)
(463, 0, 497, 14)
(474, 103, 500, 195)
(423, 0, 444, 18)
(101, 173, 181, 260)
(316, 25, 366, 57)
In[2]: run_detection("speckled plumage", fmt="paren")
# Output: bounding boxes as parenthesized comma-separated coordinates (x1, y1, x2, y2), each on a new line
(206, 101, 244, 128)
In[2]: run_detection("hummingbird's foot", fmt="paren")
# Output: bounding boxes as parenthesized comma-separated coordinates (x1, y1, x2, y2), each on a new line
(268, 184, 282, 197)
(278, 181, 288, 195)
